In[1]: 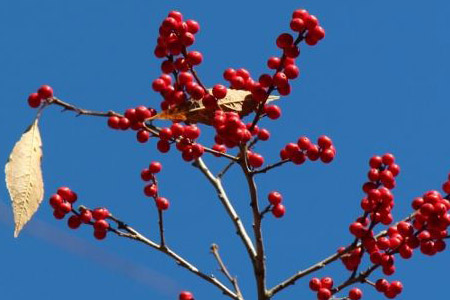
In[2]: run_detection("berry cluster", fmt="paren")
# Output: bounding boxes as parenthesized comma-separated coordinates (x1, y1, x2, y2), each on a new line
(309, 277, 362, 300)
(49, 187, 78, 219)
(222, 9, 325, 103)
(267, 191, 285, 218)
(179, 291, 194, 300)
(49, 187, 112, 240)
(211, 111, 271, 159)
(375, 279, 403, 299)
(107, 106, 157, 133)
(280, 135, 336, 165)
(152, 11, 213, 111)
(142, 161, 170, 210)
(27, 85, 54, 108)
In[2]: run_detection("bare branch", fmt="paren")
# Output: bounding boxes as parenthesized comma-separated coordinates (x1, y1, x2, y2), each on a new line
(193, 158, 257, 261)
(239, 145, 268, 300)
(253, 159, 290, 175)
(107, 215, 240, 300)
(211, 244, 243, 299)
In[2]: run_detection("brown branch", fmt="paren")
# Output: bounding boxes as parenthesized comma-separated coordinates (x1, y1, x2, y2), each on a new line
(49, 97, 238, 161)
(106, 215, 239, 300)
(49, 97, 121, 117)
(331, 264, 380, 295)
(239, 145, 268, 300)
(193, 158, 257, 261)
(211, 244, 243, 299)
(252, 159, 290, 175)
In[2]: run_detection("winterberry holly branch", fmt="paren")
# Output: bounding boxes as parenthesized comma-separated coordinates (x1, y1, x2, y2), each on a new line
(18, 6, 450, 300)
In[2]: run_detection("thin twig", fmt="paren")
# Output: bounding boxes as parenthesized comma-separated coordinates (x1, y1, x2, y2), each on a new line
(211, 244, 243, 299)
(108, 215, 239, 299)
(253, 159, 290, 175)
(49, 97, 121, 117)
(193, 158, 257, 261)
(331, 265, 380, 294)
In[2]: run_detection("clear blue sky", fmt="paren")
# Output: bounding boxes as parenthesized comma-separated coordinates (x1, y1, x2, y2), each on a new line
(1, 1, 450, 299)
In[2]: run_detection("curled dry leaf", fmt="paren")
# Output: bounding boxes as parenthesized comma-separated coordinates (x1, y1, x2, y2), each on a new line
(5, 119, 44, 237)
(148, 89, 280, 125)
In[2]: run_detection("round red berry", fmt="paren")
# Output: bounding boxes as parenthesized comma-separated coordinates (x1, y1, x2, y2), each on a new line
(212, 85, 227, 99)
(156, 197, 170, 210)
(37, 85, 53, 99)
(187, 51, 203, 65)
(179, 291, 194, 300)
(28, 93, 42, 108)
(348, 288, 362, 300)
(272, 204, 285, 218)
(268, 191, 283, 205)
(149, 161, 162, 174)
(68, 215, 82, 229)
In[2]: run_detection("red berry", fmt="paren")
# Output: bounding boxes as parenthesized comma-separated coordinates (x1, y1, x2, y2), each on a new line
(80, 209, 93, 224)
(442, 181, 450, 194)
(309, 26, 325, 41)
(37, 85, 53, 99)
(305, 15, 319, 30)
(382, 153, 395, 165)
(212, 84, 227, 99)
(28, 93, 42, 108)
(290, 18, 305, 32)
(223, 68, 236, 81)
(348, 288, 362, 300)
(149, 161, 162, 174)
(159, 128, 173, 141)
(92, 208, 110, 220)
(320, 149, 335, 163)
(58, 202, 72, 214)
(144, 184, 158, 197)
(152, 78, 167, 92)
(137, 130, 150, 143)
(276, 33, 294, 49)
(317, 288, 331, 300)
(94, 219, 109, 231)
(181, 32, 195, 46)
(284, 64, 299, 79)
(49, 194, 63, 209)
(292, 9, 309, 20)
(156, 197, 170, 210)
(309, 277, 321, 291)
(264, 105, 281, 120)
(187, 51, 203, 65)
(184, 125, 201, 140)
(157, 140, 171, 153)
(268, 191, 283, 205)
(57, 187, 77, 203)
(94, 229, 107, 240)
(375, 279, 389, 292)
(317, 135, 333, 149)
(389, 281, 403, 294)
(179, 291, 194, 300)
(320, 277, 333, 289)
(272, 204, 285, 218)
(369, 156, 383, 168)
(273, 72, 288, 88)
(53, 210, 66, 220)
(248, 153, 264, 168)
(108, 116, 120, 129)
(257, 128, 270, 141)
(267, 57, 281, 69)
(186, 20, 200, 34)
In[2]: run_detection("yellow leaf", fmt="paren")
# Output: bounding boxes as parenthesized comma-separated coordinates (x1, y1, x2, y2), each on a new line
(149, 89, 279, 125)
(5, 119, 44, 237)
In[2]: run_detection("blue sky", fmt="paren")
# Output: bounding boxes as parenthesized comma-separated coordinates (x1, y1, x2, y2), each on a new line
(1, 0, 450, 299)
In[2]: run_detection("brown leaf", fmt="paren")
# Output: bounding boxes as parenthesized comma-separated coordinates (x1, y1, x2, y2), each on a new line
(149, 89, 279, 125)
(5, 119, 44, 237)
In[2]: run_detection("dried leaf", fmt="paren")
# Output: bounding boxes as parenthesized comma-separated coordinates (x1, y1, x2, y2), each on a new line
(149, 89, 279, 125)
(5, 119, 44, 237)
